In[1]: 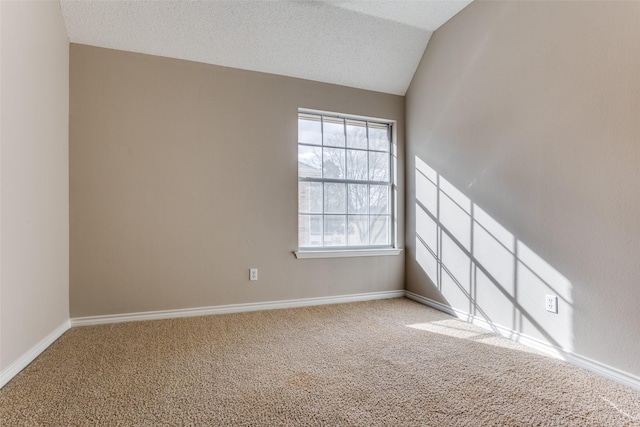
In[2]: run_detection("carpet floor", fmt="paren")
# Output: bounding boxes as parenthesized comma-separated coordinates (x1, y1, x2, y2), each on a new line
(1, 298, 639, 426)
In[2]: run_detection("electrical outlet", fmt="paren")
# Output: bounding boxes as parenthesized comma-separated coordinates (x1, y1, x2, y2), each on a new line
(249, 268, 258, 281)
(545, 295, 558, 313)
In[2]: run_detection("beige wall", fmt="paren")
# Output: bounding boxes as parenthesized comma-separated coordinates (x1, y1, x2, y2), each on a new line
(0, 1, 70, 371)
(406, 1, 640, 377)
(69, 44, 405, 317)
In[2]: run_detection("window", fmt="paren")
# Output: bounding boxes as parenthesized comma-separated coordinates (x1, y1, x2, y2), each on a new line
(297, 110, 399, 256)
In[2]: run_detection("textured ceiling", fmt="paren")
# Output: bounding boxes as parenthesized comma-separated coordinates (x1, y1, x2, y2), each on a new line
(60, 0, 472, 95)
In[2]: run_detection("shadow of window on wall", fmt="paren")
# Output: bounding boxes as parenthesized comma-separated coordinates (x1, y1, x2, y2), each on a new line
(414, 155, 573, 354)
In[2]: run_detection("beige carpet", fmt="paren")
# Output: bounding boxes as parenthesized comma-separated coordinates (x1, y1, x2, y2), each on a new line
(1, 298, 639, 426)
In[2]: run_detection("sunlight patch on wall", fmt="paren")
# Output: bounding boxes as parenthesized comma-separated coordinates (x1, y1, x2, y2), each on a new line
(517, 240, 573, 350)
(414, 155, 574, 352)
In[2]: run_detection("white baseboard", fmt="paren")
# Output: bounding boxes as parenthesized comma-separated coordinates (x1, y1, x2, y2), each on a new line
(405, 291, 640, 392)
(71, 290, 406, 327)
(565, 351, 640, 392)
(405, 291, 457, 316)
(0, 320, 71, 389)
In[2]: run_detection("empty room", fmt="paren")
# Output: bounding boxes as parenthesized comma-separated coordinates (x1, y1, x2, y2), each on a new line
(1, 0, 639, 424)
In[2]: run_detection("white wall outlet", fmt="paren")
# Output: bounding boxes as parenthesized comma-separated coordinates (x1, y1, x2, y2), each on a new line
(545, 295, 558, 313)
(249, 268, 258, 281)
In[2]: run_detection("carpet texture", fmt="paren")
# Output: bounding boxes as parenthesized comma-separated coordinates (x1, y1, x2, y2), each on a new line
(1, 298, 639, 426)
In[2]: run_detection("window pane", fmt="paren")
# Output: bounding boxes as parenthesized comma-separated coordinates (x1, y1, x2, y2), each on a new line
(348, 215, 369, 246)
(370, 215, 390, 246)
(323, 117, 345, 147)
(324, 215, 346, 246)
(298, 112, 394, 250)
(368, 123, 390, 152)
(348, 184, 368, 214)
(298, 115, 322, 145)
(369, 151, 389, 182)
(346, 150, 368, 181)
(299, 215, 323, 247)
(298, 182, 323, 214)
(323, 147, 345, 179)
(298, 145, 322, 178)
(370, 185, 389, 214)
(324, 183, 346, 214)
(346, 120, 367, 149)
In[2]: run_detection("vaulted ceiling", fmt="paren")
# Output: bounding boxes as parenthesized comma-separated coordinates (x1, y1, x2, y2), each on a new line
(60, 0, 472, 95)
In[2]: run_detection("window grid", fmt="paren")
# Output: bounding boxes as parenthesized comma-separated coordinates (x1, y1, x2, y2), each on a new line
(298, 111, 394, 250)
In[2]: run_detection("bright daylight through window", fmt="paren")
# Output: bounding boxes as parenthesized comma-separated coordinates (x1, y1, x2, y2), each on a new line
(298, 111, 395, 252)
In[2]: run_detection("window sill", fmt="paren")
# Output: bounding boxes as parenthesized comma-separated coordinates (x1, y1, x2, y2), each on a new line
(294, 248, 403, 259)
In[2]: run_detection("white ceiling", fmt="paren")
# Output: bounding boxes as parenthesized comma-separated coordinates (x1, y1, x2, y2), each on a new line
(60, 0, 472, 95)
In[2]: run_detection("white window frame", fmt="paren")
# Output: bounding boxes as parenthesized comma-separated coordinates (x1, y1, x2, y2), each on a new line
(295, 109, 402, 259)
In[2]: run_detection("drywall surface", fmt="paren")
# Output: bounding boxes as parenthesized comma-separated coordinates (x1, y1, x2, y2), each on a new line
(406, 1, 640, 378)
(70, 44, 405, 317)
(0, 1, 69, 371)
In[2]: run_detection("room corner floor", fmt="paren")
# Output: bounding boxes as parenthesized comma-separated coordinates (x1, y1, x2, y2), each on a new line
(1, 298, 639, 426)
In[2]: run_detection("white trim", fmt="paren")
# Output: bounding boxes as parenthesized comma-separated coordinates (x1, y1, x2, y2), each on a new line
(405, 291, 456, 316)
(71, 290, 405, 327)
(0, 320, 70, 389)
(566, 351, 640, 392)
(294, 248, 402, 259)
(298, 108, 395, 125)
(405, 291, 640, 392)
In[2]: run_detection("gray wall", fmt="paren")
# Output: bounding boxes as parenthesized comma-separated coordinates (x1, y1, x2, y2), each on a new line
(70, 44, 405, 317)
(0, 1, 70, 371)
(406, 1, 640, 377)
